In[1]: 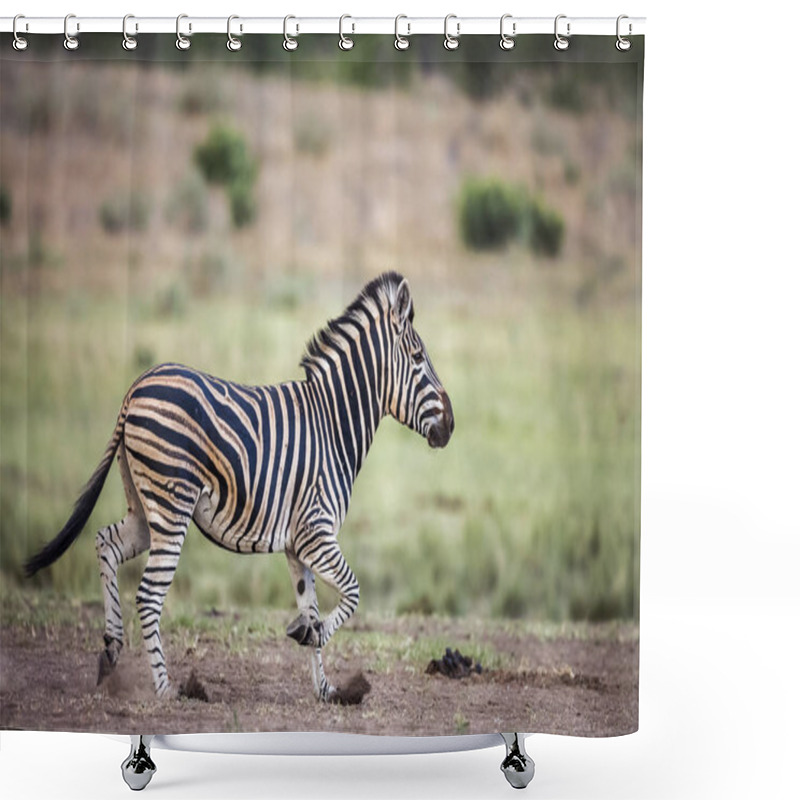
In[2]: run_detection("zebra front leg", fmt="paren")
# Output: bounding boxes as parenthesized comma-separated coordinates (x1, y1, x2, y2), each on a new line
(291, 536, 367, 704)
(285, 549, 322, 647)
(284, 551, 335, 701)
(293, 533, 360, 650)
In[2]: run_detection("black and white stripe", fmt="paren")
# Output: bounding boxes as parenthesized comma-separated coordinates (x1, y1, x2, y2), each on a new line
(26, 272, 454, 701)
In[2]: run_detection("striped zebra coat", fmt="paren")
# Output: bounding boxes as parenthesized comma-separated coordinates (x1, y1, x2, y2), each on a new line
(26, 272, 454, 703)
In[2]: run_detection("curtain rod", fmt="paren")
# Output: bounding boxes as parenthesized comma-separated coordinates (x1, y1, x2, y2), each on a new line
(1, 15, 646, 38)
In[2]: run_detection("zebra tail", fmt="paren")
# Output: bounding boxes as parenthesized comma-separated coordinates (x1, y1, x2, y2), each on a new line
(24, 415, 125, 577)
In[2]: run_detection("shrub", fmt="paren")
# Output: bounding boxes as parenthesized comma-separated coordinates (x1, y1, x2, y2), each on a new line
(0, 185, 11, 225)
(227, 179, 257, 229)
(194, 124, 258, 227)
(194, 124, 255, 186)
(528, 197, 565, 258)
(458, 177, 528, 251)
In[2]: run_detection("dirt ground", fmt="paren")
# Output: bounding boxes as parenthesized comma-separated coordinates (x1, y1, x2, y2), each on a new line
(0, 603, 638, 738)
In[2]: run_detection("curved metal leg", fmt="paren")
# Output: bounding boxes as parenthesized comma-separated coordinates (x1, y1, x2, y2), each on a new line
(500, 733, 535, 790)
(121, 735, 157, 791)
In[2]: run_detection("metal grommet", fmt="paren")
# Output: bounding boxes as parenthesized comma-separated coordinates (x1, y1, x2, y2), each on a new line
(12, 14, 29, 51)
(227, 15, 242, 51)
(394, 15, 410, 51)
(339, 14, 354, 51)
(616, 15, 632, 51)
(554, 14, 570, 51)
(122, 14, 138, 51)
(444, 14, 460, 51)
(283, 15, 299, 51)
(63, 13, 79, 51)
(176, 13, 191, 51)
(500, 14, 516, 51)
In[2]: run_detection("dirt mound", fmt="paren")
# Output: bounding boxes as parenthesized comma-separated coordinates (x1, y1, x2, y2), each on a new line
(179, 669, 209, 702)
(425, 648, 483, 679)
(332, 671, 371, 706)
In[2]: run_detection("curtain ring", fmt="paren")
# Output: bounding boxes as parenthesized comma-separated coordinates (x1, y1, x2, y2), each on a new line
(554, 14, 570, 51)
(12, 15, 29, 51)
(122, 14, 138, 51)
(499, 14, 516, 51)
(176, 13, 191, 51)
(394, 15, 410, 51)
(63, 13, 79, 51)
(616, 15, 632, 51)
(227, 15, 242, 51)
(444, 14, 460, 51)
(339, 14, 354, 50)
(283, 15, 299, 51)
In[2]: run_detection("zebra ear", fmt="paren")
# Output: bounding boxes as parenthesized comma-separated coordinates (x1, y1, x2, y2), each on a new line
(392, 279, 413, 329)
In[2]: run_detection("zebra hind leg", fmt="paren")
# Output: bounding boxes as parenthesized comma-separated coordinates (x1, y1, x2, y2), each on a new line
(95, 482, 150, 684)
(134, 488, 197, 699)
(135, 528, 191, 699)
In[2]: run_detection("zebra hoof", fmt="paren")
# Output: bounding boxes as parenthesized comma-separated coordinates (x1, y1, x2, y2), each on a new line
(287, 614, 320, 647)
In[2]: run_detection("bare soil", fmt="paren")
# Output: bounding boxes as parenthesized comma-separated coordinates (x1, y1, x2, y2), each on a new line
(0, 604, 638, 737)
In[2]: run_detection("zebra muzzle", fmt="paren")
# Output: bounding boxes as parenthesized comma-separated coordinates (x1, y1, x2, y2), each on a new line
(427, 390, 454, 449)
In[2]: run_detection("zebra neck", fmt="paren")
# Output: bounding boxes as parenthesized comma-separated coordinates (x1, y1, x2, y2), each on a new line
(304, 347, 385, 491)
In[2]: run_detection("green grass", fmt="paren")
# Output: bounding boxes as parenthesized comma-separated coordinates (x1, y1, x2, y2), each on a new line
(0, 280, 639, 624)
(326, 626, 509, 676)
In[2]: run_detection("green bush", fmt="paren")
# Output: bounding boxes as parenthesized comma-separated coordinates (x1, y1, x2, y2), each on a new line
(457, 177, 528, 251)
(457, 177, 565, 258)
(0, 185, 11, 225)
(227, 179, 257, 229)
(194, 124, 255, 186)
(528, 197, 565, 258)
(193, 124, 258, 227)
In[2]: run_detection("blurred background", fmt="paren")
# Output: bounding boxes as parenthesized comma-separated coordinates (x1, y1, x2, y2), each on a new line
(0, 34, 641, 624)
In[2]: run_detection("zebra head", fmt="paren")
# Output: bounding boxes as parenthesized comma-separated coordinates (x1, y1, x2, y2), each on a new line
(387, 277, 454, 449)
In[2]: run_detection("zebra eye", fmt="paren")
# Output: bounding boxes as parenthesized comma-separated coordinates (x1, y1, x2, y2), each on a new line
(412, 349, 425, 365)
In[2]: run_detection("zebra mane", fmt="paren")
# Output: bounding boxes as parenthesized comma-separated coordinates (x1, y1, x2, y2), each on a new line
(300, 271, 411, 378)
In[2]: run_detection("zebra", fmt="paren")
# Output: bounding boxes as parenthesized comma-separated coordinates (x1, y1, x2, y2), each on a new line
(25, 272, 454, 704)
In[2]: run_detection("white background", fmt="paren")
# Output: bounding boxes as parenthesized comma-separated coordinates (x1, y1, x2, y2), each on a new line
(2, 1, 799, 798)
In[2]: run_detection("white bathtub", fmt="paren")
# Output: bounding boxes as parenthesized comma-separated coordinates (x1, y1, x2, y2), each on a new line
(117, 732, 534, 791)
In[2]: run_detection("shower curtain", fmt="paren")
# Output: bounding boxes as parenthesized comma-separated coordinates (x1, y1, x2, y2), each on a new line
(0, 26, 643, 738)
